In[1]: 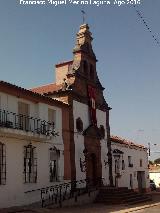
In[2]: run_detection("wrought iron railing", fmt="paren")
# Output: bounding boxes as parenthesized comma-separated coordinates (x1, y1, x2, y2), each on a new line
(0, 109, 55, 136)
(25, 178, 104, 208)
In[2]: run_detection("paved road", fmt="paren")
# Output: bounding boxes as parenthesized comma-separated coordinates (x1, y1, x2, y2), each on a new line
(12, 203, 160, 213)
(2, 203, 160, 213)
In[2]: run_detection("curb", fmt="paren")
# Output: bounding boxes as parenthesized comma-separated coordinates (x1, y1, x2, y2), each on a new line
(122, 202, 160, 212)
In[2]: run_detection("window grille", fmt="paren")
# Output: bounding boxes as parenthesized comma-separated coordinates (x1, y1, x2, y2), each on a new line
(24, 144, 37, 183)
(49, 148, 59, 182)
(122, 160, 125, 170)
(0, 142, 6, 185)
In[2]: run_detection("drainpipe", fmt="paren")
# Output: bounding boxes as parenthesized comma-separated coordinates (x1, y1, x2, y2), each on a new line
(106, 106, 114, 186)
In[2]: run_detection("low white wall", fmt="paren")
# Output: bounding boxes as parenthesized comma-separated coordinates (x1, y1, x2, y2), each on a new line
(0, 136, 64, 208)
(150, 172, 160, 187)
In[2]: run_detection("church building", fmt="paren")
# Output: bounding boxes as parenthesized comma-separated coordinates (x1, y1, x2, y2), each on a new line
(31, 23, 112, 185)
(0, 23, 150, 209)
(31, 23, 149, 192)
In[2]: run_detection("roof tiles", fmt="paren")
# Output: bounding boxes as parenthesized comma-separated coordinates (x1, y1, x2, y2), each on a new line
(31, 83, 62, 95)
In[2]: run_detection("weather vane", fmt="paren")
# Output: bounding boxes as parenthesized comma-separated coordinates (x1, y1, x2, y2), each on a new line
(81, 10, 86, 24)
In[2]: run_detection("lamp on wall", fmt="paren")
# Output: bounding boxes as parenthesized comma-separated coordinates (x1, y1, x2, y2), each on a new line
(104, 159, 109, 168)
(79, 148, 89, 172)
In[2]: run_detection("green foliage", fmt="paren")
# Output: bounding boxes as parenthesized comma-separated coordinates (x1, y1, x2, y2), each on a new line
(154, 158, 160, 164)
(149, 160, 154, 165)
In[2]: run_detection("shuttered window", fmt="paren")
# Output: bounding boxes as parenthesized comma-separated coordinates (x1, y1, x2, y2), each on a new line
(48, 109, 56, 126)
(18, 102, 29, 130)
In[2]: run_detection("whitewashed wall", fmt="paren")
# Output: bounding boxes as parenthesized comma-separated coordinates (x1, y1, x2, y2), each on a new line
(0, 92, 64, 208)
(96, 109, 109, 185)
(0, 137, 64, 208)
(73, 101, 89, 181)
(150, 172, 160, 187)
(73, 100, 109, 184)
(111, 142, 149, 190)
(0, 92, 62, 137)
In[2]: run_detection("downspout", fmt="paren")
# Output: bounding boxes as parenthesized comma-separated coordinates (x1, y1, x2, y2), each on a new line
(106, 106, 114, 186)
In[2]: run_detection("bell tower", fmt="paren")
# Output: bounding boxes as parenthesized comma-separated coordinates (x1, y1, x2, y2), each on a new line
(73, 23, 96, 60)
(69, 24, 97, 83)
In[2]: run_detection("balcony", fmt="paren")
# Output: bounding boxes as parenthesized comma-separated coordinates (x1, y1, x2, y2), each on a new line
(0, 109, 55, 141)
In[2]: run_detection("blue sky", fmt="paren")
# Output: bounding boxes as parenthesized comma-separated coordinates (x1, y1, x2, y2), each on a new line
(0, 0, 160, 159)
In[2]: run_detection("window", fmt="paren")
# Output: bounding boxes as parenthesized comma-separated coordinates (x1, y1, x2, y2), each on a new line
(24, 144, 37, 183)
(0, 142, 6, 185)
(76, 117, 83, 132)
(140, 159, 143, 167)
(86, 42, 90, 51)
(122, 159, 125, 170)
(115, 159, 120, 174)
(49, 148, 60, 182)
(90, 64, 94, 80)
(83, 60, 88, 75)
(128, 156, 133, 167)
(18, 102, 29, 130)
(48, 108, 56, 126)
(99, 125, 105, 139)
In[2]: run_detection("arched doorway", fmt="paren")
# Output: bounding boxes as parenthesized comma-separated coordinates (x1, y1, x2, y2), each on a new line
(83, 127, 102, 186)
(86, 153, 97, 185)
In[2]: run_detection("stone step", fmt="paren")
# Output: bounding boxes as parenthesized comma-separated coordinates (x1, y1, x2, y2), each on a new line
(126, 197, 152, 205)
(96, 193, 143, 201)
(97, 191, 138, 197)
(99, 189, 133, 194)
(95, 187, 152, 205)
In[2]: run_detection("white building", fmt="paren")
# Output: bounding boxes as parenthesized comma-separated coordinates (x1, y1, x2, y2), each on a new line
(0, 81, 66, 208)
(149, 168, 160, 187)
(111, 136, 150, 192)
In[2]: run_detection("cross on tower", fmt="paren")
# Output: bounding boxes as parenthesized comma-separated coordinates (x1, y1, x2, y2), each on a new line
(81, 10, 86, 24)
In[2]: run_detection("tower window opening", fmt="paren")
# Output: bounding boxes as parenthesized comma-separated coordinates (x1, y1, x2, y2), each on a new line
(90, 64, 94, 80)
(83, 60, 88, 76)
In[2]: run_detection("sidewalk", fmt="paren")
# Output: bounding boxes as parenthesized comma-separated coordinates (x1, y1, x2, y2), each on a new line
(1, 191, 160, 213)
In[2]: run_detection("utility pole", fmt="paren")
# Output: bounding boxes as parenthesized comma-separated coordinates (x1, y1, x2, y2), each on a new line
(148, 142, 150, 157)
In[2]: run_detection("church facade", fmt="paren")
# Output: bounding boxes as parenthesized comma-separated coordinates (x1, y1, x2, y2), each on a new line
(32, 23, 112, 185)
(32, 24, 150, 191)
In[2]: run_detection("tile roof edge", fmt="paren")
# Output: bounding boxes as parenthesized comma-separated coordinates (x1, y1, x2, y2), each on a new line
(0, 80, 69, 107)
(110, 135, 147, 149)
(29, 82, 56, 90)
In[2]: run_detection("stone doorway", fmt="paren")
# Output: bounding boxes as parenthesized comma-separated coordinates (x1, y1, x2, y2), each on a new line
(137, 171, 146, 192)
(86, 153, 97, 184)
(83, 126, 102, 185)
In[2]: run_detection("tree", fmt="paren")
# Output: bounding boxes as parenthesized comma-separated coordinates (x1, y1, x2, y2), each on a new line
(154, 158, 160, 164)
(149, 160, 154, 165)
